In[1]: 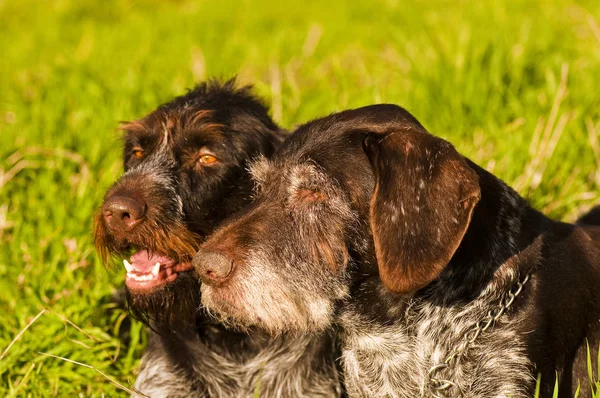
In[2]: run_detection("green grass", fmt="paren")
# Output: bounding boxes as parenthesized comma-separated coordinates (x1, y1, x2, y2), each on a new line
(1, 0, 599, 396)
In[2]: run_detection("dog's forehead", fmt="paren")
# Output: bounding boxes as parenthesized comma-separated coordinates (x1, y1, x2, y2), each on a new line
(249, 156, 333, 198)
(271, 126, 368, 185)
(251, 146, 371, 208)
(122, 120, 156, 144)
(248, 155, 271, 182)
(124, 107, 230, 147)
(162, 108, 224, 143)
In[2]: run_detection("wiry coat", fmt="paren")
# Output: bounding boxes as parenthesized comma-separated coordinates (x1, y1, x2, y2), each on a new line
(94, 80, 343, 398)
(195, 104, 600, 397)
(135, 327, 340, 397)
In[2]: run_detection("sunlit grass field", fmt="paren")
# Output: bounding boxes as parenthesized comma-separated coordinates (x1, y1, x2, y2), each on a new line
(1, 0, 599, 396)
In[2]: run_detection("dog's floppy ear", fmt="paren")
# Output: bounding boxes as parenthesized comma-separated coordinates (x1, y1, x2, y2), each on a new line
(363, 129, 480, 294)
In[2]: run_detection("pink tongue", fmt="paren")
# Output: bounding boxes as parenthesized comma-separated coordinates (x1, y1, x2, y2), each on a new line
(130, 250, 175, 273)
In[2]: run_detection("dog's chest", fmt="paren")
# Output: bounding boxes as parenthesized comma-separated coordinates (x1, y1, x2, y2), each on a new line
(224, 337, 342, 398)
(135, 332, 341, 398)
(339, 304, 534, 398)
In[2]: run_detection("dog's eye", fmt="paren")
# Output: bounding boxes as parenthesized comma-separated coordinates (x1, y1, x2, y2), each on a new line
(198, 154, 218, 165)
(132, 148, 144, 159)
(296, 188, 327, 202)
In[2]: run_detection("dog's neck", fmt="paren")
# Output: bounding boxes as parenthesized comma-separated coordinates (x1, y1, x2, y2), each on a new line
(141, 326, 343, 398)
(428, 161, 538, 303)
(449, 162, 549, 297)
(152, 307, 333, 365)
(340, 165, 547, 397)
(351, 162, 544, 313)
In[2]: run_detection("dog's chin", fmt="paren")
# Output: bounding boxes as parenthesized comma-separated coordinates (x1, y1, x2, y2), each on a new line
(200, 282, 335, 336)
(126, 271, 200, 331)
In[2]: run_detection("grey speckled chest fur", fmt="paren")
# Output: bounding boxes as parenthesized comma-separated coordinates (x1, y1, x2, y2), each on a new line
(190, 105, 600, 398)
(134, 329, 343, 398)
(339, 276, 534, 398)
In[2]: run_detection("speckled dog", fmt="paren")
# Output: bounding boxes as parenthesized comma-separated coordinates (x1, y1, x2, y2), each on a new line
(94, 80, 343, 397)
(194, 104, 600, 398)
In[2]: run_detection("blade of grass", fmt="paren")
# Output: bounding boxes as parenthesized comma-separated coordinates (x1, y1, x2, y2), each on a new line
(37, 352, 147, 397)
(0, 309, 46, 360)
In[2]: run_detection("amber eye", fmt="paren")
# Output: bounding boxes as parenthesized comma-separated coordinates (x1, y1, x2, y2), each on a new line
(132, 148, 144, 159)
(198, 154, 218, 164)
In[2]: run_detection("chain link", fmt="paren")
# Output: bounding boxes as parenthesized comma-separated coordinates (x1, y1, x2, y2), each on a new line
(426, 274, 530, 397)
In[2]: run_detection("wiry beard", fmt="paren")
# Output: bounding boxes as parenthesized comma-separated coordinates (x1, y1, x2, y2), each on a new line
(199, 250, 349, 337)
(125, 271, 201, 332)
(93, 209, 203, 331)
(93, 210, 200, 267)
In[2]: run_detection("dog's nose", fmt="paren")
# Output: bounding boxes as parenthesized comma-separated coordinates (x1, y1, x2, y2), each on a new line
(102, 194, 146, 232)
(193, 250, 233, 285)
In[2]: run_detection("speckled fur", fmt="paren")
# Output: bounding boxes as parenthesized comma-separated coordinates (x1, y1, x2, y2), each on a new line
(134, 330, 343, 398)
(196, 104, 600, 398)
(95, 80, 344, 398)
(340, 250, 536, 397)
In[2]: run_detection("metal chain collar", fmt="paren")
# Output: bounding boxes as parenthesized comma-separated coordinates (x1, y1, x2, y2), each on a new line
(426, 274, 531, 398)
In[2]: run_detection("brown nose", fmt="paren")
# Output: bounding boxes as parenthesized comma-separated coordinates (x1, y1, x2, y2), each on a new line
(102, 194, 146, 233)
(193, 249, 233, 285)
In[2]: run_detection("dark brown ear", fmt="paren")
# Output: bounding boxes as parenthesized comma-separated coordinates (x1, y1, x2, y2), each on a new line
(364, 130, 480, 294)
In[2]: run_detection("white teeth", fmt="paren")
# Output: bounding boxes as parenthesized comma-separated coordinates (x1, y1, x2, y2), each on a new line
(125, 262, 161, 283)
(129, 273, 152, 281)
(123, 259, 133, 273)
(152, 262, 161, 277)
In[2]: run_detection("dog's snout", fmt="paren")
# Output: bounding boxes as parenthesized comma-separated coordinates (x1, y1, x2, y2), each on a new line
(102, 194, 146, 232)
(193, 250, 233, 285)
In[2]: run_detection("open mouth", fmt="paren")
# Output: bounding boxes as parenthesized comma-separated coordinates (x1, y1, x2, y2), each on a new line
(123, 250, 194, 292)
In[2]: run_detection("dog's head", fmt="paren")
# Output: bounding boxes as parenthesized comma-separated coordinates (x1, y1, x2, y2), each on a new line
(193, 104, 481, 334)
(94, 79, 283, 327)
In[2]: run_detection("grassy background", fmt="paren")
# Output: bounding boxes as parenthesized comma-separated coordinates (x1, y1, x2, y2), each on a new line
(1, 0, 599, 396)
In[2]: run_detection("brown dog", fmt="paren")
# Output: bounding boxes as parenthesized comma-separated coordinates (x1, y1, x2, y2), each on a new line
(94, 80, 343, 397)
(194, 104, 600, 397)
